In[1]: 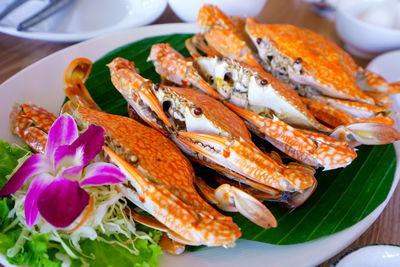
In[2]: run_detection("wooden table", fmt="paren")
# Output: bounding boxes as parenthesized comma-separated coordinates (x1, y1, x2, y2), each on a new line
(0, 0, 398, 266)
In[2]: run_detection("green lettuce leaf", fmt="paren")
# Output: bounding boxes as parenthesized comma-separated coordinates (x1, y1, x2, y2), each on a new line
(0, 140, 163, 267)
(0, 140, 30, 188)
(74, 231, 162, 267)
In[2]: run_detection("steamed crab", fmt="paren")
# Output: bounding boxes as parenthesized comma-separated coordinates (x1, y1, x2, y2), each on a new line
(245, 18, 399, 125)
(148, 43, 359, 170)
(108, 57, 317, 213)
(9, 58, 244, 255)
(185, 4, 400, 144)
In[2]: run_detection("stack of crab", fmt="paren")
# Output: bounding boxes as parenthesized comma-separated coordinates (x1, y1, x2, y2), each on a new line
(8, 4, 400, 256)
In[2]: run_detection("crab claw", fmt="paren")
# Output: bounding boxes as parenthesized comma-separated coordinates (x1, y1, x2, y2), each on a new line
(331, 122, 400, 146)
(358, 68, 400, 94)
(215, 184, 277, 229)
(159, 234, 186, 255)
(225, 102, 357, 170)
(177, 131, 314, 192)
(225, 102, 316, 152)
(63, 57, 92, 86)
(62, 58, 101, 111)
(148, 43, 224, 100)
(194, 177, 277, 229)
(107, 57, 172, 129)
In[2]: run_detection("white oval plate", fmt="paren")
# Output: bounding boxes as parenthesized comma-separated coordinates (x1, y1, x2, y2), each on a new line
(0, 0, 167, 42)
(0, 24, 399, 267)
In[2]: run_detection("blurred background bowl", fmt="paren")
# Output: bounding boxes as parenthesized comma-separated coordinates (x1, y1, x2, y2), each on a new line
(335, 0, 400, 59)
(168, 0, 267, 23)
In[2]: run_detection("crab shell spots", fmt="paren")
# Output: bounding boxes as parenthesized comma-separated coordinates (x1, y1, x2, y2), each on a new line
(197, 4, 239, 35)
(245, 18, 373, 103)
(206, 25, 262, 69)
(154, 52, 193, 84)
(166, 86, 253, 143)
(21, 104, 57, 132)
(76, 106, 195, 188)
(75, 106, 240, 245)
(10, 104, 57, 153)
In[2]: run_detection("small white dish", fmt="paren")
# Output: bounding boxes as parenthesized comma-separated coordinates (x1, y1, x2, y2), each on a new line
(335, 0, 400, 59)
(167, 0, 267, 23)
(333, 245, 400, 267)
(0, 0, 167, 42)
(367, 49, 400, 83)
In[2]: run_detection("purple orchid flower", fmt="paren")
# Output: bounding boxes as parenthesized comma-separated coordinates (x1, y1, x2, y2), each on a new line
(0, 114, 126, 228)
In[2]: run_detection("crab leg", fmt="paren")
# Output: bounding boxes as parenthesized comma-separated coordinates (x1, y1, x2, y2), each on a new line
(357, 68, 400, 94)
(9, 103, 57, 153)
(301, 97, 356, 128)
(125, 209, 187, 255)
(148, 43, 223, 100)
(194, 161, 283, 198)
(303, 96, 395, 127)
(224, 102, 357, 170)
(331, 123, 400, 147)
(312, 96, 389, 120)
(193, 176, 277, 229)
(107, 58, 172, 131)
(364, 91, 392, 108)
(211, 174, 283, 200)
(178, 132, 314, 192)
(191, 4, 265, 71)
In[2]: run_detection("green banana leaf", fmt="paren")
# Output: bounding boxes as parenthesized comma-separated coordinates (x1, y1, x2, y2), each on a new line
(84, 34, 397, 245)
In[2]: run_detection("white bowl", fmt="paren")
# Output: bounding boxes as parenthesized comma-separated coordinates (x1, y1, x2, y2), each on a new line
(335, 0, 400, 59)
(167, 0, 267, 23)
(333, 245, 400, 267)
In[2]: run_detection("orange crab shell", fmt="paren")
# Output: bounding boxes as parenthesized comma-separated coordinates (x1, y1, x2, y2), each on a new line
(197, 4, 241, 37)
(74, 105, 241, 245)
(9, 103, 57, 153)
(245, 18, 374, 104)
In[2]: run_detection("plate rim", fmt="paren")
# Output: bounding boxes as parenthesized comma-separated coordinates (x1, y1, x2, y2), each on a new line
(0, 22, 399, 267)
(0, 0, 168, 42)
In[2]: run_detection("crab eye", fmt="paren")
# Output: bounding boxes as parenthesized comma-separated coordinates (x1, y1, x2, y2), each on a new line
(256, 38, 262, 45)
(295, 57, 302, 64)
(154, 83, 160, 91)
(162, 101, 172, 113)
(193, 107, 203, 116)
(224, 72, 232, 82)
(260, 79, 268, 86)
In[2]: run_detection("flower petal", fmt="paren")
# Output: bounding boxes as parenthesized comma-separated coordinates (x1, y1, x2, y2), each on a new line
(24, 173, 54, 227)
(53, 124, 104, 171)
(0, 154, 51, 197)
(53, 144, 84, 170)
(70, 124, 104, 166)
(80, 162, 126, 186)
(37, 178, 89, 228)
(60, 165, 83, 180)
(45, 115, 78, 159)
